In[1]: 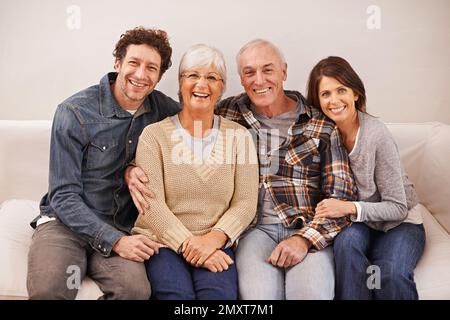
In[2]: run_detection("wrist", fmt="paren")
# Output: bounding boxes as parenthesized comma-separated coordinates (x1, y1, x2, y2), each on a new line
(347, 202, 357, 219)
(209, 229, 228, 248)
(293, 235, 312, 249)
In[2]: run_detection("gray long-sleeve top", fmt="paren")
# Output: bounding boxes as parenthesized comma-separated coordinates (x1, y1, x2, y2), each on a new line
(348, 111, 419, 232)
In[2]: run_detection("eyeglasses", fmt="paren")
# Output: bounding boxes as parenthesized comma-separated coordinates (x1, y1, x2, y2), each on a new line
(181, 72, 223, 84)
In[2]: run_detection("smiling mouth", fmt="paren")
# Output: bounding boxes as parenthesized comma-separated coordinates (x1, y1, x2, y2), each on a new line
(329, 106, 346, 114)
(192, 92, 210, 99)
(254, 88, 270, 95)
(129, 79, 147, 88)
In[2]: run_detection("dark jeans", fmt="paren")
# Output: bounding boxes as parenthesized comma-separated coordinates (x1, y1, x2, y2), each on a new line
(27, 219, 150, 300)
(145, 247, 238, 300)
(334, 222, 425, 300)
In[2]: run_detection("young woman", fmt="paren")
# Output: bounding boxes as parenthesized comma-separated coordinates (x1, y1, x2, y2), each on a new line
(306, 56, 425, 300)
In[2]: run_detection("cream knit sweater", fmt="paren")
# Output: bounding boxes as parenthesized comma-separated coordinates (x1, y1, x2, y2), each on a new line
(132, 116, 259, 252)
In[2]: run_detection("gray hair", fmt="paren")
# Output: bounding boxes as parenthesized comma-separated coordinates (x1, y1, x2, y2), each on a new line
(178, 44, 227, 88)
(236, 39, 286, 74)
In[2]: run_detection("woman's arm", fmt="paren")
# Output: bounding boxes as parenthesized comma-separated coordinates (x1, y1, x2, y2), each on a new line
(132, 127, 193, 252)
(356, 123, 408, 222)
(316, 122, 408, 223)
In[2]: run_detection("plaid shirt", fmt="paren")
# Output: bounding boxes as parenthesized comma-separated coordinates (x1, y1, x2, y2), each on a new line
(216, 91, 357, 250)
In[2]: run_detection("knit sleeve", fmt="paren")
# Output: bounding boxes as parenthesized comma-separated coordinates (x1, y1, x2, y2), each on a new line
(213, 127, 259, 245)
(132, 127, 193, 252)
(357, 121, 408, 222)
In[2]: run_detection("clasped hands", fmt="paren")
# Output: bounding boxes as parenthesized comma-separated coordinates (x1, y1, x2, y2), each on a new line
(182, 230, 233, 273)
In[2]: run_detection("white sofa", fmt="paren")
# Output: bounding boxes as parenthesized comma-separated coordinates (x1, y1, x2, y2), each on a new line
(1, 120, 449, 300)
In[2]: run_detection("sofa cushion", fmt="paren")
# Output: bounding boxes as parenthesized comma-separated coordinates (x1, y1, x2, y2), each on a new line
(0, 199, 102, 299)
(414, 204, 450, 299)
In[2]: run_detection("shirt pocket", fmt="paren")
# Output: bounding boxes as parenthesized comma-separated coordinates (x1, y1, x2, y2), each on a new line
(85, 140, 120, 170)
(285, 138, 321, 167)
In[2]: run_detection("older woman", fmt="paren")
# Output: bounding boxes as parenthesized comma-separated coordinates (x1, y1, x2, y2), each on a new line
(306, 56, 425, 300)
(131, 44, 259, 300)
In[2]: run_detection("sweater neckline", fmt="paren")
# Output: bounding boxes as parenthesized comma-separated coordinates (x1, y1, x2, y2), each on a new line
(159, 116, 228, 182)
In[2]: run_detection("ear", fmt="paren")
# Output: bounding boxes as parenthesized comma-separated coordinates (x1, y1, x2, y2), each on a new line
(282, 63, 287, 81)
(114, 58, 121, 71)
(354, 94, 359, 102)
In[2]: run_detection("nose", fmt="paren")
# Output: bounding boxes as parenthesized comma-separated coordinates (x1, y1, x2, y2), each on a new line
(255, 70, 264, 85)
(134, 65, 146, 79)
(195, 75, 208, 87)
(330, 92, 339, 104)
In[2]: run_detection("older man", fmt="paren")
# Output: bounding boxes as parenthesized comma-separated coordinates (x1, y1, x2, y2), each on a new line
(213, 39, 356, 299)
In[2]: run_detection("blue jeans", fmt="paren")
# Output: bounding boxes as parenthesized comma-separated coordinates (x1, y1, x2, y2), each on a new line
(236, 223, 335, 300)
(334, 222, 425, 300)
(145, 248, 238, 300)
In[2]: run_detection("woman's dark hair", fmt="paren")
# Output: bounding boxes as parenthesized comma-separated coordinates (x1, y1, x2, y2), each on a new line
(113, 27, 172, 78)
(306, 56, 367, 112)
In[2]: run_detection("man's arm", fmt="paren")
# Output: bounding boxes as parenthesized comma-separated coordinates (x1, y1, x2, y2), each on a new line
(295, 130, 357, 250)
(48, 105, 126, 256)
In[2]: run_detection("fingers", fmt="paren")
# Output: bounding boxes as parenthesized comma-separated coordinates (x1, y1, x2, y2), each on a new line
(130, 192, 144, 215)
(140, 236, 161, 254)
(222, 252, 234, 265)
(194, 253, 210, 268)
(283, 254, 294, 268)
(202, 250, 234, 272)
(276, 250, 288, 268)
(130, 185, 149, 212)
(184, 247, 197, 264)
(267, 246, 281, 266)
(181, 239, 188, 254)
(135, 166, 149, 183)
(133, 167, 154, 197)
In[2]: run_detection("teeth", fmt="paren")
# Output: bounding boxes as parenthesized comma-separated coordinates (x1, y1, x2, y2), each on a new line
(193, 92, 209, 98)
(329, 106, 345, 113)
(130, 80, 146, 87)
(255, 88, 269, 94)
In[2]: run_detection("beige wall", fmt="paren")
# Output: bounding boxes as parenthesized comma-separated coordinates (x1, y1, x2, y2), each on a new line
(1, 0, 449, 123)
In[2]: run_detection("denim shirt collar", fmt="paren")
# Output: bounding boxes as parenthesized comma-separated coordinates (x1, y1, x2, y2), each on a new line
(99, 72, 153, 119)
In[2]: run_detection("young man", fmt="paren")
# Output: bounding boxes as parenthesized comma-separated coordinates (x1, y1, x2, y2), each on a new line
(27, 27, 179, 299)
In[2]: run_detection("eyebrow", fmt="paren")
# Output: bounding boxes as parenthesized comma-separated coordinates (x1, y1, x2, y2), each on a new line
(242, 63, 275, 71)
(127, 56, 160, 67)
(319, 86, 347, 94)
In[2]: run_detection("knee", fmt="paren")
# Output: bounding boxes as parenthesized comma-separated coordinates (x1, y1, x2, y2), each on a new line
(377, 261, 412, 284)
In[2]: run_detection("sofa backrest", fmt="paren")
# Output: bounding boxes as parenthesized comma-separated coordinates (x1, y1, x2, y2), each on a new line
(1, 120, 449, 233)
(386, 122, 450, 234)
(0, 120, 51, 203)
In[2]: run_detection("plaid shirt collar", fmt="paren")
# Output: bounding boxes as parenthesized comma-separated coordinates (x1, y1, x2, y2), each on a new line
(226, 90, 335, 140)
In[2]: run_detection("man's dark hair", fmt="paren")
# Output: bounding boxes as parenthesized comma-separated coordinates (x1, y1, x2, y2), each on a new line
(113, 27, 172, 78)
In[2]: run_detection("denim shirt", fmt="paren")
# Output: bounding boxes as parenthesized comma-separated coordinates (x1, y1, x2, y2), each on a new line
(33, 73, 180, 256)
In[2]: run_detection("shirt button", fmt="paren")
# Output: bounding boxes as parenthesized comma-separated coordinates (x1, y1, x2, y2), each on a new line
(102, 146, 106, 150)
(128, 140, 132, 144)
(98, 245, 101, 248)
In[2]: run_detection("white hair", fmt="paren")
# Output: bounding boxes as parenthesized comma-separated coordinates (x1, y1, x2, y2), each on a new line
(236, 39, 286, 73)
(178, 44, 227, 87)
